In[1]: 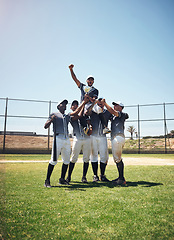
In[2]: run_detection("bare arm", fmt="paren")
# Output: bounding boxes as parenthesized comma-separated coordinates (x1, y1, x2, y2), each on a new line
(44, 115, 55, 129)
(69, 64, 81, 88)
(101, 99, 119, 117)
(70, 95, 89, 117)
(85, 98, 97, 116)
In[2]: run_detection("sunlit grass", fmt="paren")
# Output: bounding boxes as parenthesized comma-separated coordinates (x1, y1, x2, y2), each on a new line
(0, 163, 173, 239)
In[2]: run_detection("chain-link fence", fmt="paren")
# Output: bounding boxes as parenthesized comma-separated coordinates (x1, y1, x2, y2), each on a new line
(0, 97, 174, 154)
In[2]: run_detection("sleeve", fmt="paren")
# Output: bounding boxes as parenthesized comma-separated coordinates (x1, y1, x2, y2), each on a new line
(79, 82, 85, 90)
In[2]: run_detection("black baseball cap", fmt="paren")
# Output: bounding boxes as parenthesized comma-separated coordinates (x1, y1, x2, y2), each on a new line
(57, 99, 68, 109)
(71, 100, 79, 106)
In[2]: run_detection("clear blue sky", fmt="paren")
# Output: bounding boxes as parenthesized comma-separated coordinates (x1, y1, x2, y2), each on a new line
(0, 0, 174, 136)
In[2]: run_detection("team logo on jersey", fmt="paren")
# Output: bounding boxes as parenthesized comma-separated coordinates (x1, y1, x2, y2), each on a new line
(84, 86, 91, 93)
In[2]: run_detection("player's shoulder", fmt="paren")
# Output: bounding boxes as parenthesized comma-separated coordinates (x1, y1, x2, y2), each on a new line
(122, 112, 129, 119)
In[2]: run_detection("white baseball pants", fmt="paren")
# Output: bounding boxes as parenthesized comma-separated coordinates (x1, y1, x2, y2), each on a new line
(71, 137, 91, 163)
(49, 137, 71, 165)
(90, 135, 108, 164)
(111, 135, 125, 163)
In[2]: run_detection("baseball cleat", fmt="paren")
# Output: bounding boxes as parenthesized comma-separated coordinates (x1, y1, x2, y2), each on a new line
(112, 178, 126, 186)
(103, 127, 111, 134)
(66, 177, 71, 183)
(81, 176, 88, 183)
(59, 178, 69, 185)
(100, 175, 110, 182)
(93, 175, 100, 182)
(44, 179, 51, 188)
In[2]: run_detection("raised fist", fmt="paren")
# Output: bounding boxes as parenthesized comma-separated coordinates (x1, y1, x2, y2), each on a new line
(69, 64, 74, 70)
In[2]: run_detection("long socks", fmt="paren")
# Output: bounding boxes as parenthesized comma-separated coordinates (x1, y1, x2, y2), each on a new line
(91, 162, 98, 176)
(46, 163, 54, 180)
(61, 163, 68, 179)
(116, 160, 124, 179)
(100, 162, 107, 176)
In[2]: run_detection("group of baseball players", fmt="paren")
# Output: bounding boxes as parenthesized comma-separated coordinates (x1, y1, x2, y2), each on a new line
(44, 64, 129, 188)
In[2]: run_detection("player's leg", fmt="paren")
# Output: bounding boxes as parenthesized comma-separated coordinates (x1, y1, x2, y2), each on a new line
(44, 136, 61, 187)
(90, 136, 99, 182)
(81, 138, 91, 183)
(111, 136, 126, 185)
(66, 138, 82, 183)
(98, 137, 110, 181)
(59, 138, 71, 185)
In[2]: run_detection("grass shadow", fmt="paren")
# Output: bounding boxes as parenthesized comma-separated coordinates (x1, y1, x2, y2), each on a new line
(126, 181, 163, 187)
(51, 180, 163, 190)
(51, 181, 115, 190)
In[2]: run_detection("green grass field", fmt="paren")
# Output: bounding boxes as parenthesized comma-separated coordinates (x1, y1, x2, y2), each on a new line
(0, 160, 174, 240)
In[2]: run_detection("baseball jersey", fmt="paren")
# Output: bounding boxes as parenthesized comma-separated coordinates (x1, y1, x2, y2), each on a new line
(111, 112, 129, 138)
(70, 116, 90, 139)
(49, 111, 71, 138)
(90, 109, 112, 137)
(79, 83, 99, 102)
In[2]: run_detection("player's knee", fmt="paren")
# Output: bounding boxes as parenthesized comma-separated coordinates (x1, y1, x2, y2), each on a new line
(70, 158, 78, 163)
(63, 159, 70, 165)
(49, 159, 58, 166)
(114, 157, 122, 164)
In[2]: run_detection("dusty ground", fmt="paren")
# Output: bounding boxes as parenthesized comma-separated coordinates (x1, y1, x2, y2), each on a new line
(0, 135, 174, 165)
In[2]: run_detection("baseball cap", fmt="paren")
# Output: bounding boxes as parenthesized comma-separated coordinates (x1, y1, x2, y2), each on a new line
(112, 101, 124, 109)
(57, 99, 68, 109)
(71, 100, 79, 106)
(86, 75, 94, 80)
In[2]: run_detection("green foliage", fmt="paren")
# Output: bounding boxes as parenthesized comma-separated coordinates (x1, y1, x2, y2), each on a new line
(0, 163, 174, 239)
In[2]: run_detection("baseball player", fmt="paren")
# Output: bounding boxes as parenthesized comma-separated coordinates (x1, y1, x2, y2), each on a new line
(68, 64, 110, 134)
(101, 99, 129, 185)
(44, 96, 89, 188)
(66, 100, 91, 183)
(85, 98, 112, 182)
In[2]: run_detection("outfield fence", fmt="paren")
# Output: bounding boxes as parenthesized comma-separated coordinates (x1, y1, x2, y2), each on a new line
(0, 97, 174, 154)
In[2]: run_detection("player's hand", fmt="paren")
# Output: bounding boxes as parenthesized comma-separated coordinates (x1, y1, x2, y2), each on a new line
(84, 94, 90, 103)
(69, 64, 74, 69)
(101, 98, 106, 104)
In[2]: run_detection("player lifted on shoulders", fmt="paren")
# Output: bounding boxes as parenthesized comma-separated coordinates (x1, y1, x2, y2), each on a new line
(68, 64, 110, 134)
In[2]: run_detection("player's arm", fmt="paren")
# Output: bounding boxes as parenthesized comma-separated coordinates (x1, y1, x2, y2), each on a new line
(85, 98, 97, 116)
(69, 64, 81, 88)
(44, 115, 55, 129)
(70, 95, 89, 116)
(101, 99, 119, 117)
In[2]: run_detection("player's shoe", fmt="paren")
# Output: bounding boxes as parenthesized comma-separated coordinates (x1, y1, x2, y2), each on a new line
(44, 179, 51, 188)
(93, 175, 100, 182)
(112, 177, 126, 186)
(103, 127, 111, 134)
(66, 176, 71, 183)
(100, 175, 110, 182)
(59, 178, 69, 185)
(81, 176, 88, 183)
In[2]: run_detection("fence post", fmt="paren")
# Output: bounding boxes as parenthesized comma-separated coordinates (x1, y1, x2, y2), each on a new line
(137, 104, 140, 154)
(163, 103, 167, 154)
(47, 101, 51, 151)
(3, 97, 8, 153)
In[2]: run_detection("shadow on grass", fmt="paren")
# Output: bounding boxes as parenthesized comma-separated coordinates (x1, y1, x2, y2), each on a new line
(126, 181, 163, 188)
(51, 180, 163, 190)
